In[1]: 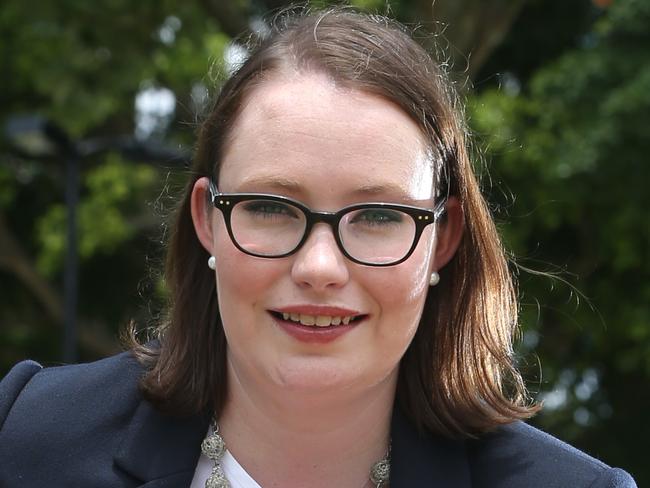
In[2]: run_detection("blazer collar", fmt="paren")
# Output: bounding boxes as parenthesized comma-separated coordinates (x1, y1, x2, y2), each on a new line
(391, 407, 471, 488)
(114, 399, 210, 487)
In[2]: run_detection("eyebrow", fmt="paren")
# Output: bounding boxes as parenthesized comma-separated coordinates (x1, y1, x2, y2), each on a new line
(232, 176, 429, 204)
(234, 176, 303, 193)
(351, 183, 414, 201)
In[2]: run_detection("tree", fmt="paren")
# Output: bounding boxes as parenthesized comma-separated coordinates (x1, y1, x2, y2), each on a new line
(470, 0, 650, 482)
(1, 0, 230, 360)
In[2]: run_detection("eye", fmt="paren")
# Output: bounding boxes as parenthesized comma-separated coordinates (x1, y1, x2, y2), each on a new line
(349, 208, 405, 227)
(240, 200, 301, 220)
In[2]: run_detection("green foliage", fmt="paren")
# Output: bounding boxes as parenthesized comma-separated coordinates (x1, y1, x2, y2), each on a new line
(0, 0, 229, 138)
(35, 156, 158, 276)
(470, 0, 650, 480)
(0, 0, 222, 371)
(350, 0, 388, 11)
(0, 167, 17, 208)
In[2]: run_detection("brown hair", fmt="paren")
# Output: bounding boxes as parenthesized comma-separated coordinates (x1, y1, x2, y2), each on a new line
(130, 7, 538, 438)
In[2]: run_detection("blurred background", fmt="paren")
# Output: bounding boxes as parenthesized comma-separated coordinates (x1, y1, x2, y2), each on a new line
(1, 0, 648, 483)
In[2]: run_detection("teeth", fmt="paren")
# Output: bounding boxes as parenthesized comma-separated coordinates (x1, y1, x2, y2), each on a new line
(299, 314, 316, 326)
(315, 315, 331, 327)
(279, 313, 356, 327)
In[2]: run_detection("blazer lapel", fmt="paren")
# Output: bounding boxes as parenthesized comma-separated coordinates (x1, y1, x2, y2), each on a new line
(391, 408, 472, 488)
(113, 399, 210, 487)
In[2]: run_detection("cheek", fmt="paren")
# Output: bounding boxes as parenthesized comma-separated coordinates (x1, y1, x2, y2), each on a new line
(371, 253, 431, 323)
(212, 226, 279, 325)
(375, 261, 427, 306)
(371, 228, 436, 335)
(391, 227, 436, 303)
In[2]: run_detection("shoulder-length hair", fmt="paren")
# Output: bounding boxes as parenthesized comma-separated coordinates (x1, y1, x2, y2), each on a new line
(130, 7, 538, 438)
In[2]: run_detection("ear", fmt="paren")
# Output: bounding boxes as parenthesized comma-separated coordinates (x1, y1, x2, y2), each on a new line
(433, 196, 464, 269)
(190, 176, 216, 255)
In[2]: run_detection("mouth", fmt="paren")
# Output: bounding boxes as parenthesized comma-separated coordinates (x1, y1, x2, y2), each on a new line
(269, 310, 367, 328)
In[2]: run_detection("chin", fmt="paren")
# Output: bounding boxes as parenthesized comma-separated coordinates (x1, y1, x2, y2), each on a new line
(271, 354, 395, 394)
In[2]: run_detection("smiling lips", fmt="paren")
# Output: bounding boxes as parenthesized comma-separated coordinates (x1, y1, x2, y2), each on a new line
(270, 306, 365, 343)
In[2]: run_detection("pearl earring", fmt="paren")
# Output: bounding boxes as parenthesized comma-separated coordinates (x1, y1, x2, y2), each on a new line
(429, 271, 440, 286)
(208, 256, 216, 270)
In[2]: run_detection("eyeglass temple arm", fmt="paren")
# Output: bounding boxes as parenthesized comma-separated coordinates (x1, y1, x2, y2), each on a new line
(433, 198, 447, 220)
(207, 179, 219, 203)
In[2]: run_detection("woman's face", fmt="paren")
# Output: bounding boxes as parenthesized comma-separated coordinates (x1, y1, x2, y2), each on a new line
(194, 73, 456, 398)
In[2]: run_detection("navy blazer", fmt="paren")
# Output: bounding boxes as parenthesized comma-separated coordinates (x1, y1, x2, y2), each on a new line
(0, 351, 637, 487)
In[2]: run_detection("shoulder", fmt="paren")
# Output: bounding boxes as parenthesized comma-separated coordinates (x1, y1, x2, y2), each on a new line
(0, 359, 42, 429)
(0, 350, 143, 442)
(0, 350, 208, 487)
(468, 421, 637, 488)
(0, 351, 147, 485)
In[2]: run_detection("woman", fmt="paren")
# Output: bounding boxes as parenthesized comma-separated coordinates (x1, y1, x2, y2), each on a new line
(0, 8, 637, 488)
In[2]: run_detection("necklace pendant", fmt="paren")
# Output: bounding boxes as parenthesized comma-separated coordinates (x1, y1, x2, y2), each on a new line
(370, 457, 390, 487)
(206, 466, 231, 488)
(202, 425, 230, 488)
(202, 429, 227, 461)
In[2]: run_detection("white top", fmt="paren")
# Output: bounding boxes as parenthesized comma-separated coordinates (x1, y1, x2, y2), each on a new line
(190, 428, 262, 488)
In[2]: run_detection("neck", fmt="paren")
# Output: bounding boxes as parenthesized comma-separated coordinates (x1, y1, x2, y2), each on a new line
(218, 359, 397, 488)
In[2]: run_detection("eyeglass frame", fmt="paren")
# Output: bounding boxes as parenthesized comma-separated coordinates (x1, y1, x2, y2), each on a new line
(207, 179, 447, 267)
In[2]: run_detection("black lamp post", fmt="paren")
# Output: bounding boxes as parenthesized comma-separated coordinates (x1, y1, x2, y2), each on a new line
(4, 115, 191, 363)
(5, 116, 81, 362)
(63, 148, 80, 362)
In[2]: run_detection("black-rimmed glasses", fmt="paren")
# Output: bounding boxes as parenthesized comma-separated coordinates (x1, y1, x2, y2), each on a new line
(208, 180, 445, 267)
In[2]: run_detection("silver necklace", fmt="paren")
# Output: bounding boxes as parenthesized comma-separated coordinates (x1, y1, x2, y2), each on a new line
(201, 423, 390, 488)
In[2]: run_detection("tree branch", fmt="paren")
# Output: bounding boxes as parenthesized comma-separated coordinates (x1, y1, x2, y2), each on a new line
(409, 0, 527, 79)
(0, 213, 120, 358)
(0, 213, 63, 322)
(199, 0, 251, 38)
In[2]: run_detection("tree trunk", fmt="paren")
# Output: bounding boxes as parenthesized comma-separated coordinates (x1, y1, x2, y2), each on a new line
(407, 0, 527, 79)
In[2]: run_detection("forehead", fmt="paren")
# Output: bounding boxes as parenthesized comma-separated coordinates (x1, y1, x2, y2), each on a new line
(219, 73, 435, 203)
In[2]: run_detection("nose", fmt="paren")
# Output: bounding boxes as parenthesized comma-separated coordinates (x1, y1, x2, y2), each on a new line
(290, 224, 350, 290)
